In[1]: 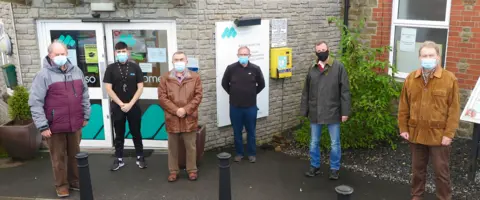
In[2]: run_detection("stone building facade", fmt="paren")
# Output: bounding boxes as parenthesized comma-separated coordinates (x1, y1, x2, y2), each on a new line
(347, 0, 480, 138)
(0, 0, 343, 149)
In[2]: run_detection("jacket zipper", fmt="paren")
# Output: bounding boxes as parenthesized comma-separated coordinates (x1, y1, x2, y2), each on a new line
(51, 109, 55, 121)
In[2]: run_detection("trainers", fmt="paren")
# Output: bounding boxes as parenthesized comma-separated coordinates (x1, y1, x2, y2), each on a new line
(305, 166, 321, 177)
(248, 156, 256, 163)
(110, 159, 125, 171)
(234, 155, 243, 162)
(329, 169, 340, 180)
(136, 156, 147, 169)
(56, 187, 69, 197)
(69, 182, 80, 191)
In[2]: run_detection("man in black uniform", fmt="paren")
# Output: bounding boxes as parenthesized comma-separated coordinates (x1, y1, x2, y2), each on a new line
(103, 42, 146, 170)
(221, 46, 265, 163)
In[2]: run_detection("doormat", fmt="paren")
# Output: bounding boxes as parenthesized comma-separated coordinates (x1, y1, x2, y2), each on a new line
(111, 149, 154, 158)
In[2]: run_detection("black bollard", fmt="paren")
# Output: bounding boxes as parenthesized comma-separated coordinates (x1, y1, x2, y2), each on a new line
(335, 185, 354, 200)
(217, 152, 232, 200)
(76, 152, 94, 200)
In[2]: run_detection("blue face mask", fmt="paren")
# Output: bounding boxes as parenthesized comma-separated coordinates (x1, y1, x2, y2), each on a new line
(239, 56, 249, 65)
(53, 55, 67, 67)
(421, 58, 437, 69)
(116, 53, 128, 63)
(174, 62, 186, 72)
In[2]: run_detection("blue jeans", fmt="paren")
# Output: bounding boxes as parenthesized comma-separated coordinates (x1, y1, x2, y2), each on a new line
(230, 105, 258, 156)
(309, 123, 341, 170)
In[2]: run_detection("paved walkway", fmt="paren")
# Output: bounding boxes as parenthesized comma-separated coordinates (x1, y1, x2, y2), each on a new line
(0, 149, 434, 200)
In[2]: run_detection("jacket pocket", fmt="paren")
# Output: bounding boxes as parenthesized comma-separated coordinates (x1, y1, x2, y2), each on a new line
(407, 119, 417, 127)
(429, 121, 446, 129)
(432, 90, 447, 97)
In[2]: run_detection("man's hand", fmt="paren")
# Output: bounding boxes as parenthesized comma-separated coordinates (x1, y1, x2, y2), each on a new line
(341, 116, 348, 122)
(400, 132, 409, 140)
(121, 103, 133, 113)
(441, 136, 452, 146)
(83, 121, 88, 127)
(41, 129, 52, 138)
(176, 108, 186, 118)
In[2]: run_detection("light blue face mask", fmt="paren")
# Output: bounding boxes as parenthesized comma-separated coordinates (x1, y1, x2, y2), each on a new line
(116, 53, 128, 63)
(421, 58, 437, 69)
(239, 56, 249, 65)
(53, 55, 67, 67)
(174, 62, 186, 72)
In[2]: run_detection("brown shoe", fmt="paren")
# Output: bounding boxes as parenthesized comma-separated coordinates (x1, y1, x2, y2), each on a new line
(70, 182, 80, 191)
(56, 187, 69, 197)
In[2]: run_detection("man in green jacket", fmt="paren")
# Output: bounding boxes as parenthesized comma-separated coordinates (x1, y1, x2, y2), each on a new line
(300, 41, 351, 180)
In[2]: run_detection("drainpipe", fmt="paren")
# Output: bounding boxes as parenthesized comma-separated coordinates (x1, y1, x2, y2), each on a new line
(342, 0, 350, 54)
(9, 2, 23, 86)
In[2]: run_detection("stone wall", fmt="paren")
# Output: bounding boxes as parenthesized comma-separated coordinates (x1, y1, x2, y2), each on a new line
(8, 0, 342, 149)
(0, 2, 20, 124)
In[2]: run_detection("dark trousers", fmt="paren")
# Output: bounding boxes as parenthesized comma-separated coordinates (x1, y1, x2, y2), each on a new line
(230, 105, 258, 156)
(410, 143, 452, 200)
(112, 104, 144, 158)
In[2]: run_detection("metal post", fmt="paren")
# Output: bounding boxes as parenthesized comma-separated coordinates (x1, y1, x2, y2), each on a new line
(76, 152, 94, 200)
(217, 152, 232, 200)
(335, 185, 354, 200)
(469, 123, 480, 182)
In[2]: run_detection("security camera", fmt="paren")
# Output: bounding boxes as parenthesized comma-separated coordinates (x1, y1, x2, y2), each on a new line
(92, 13, 100, 18)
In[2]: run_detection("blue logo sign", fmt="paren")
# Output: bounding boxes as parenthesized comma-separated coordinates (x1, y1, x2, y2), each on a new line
(119, 34, 136, 47)
(221, 27, 237, 39)
(278, 56, 287, 70)
(130, 73, 135, 76)
(58, 35, 76, 47)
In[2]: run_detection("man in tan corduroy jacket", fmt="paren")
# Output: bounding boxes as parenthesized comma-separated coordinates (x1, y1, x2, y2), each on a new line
(398, 41, 460, 200)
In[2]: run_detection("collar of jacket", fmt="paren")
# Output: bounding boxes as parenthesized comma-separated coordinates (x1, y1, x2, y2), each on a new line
(414, 66, 443, 79)
(311, 57, 334, 67)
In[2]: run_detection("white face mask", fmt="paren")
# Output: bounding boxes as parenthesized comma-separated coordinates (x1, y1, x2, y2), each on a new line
(174, 62, 186, 72)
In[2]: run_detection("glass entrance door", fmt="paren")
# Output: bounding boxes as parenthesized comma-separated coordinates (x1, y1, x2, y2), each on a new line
(105, 21, 177, 148)
(37, 21, 113, 147)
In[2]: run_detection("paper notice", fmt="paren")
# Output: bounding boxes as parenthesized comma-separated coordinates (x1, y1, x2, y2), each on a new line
(67, 49, 78, 66)
(399, 28, 416, 52)
(139, 63, 152, 73)
(84, 44, 98, 64)
(147, 48, 167, 63)
(87, 65, 99, 73)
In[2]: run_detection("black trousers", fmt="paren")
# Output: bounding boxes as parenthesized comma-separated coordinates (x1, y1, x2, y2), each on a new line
(112, 103, 144, 158)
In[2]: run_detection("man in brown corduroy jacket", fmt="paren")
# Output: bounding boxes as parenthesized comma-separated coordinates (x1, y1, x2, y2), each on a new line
(398, 41, 460, 200)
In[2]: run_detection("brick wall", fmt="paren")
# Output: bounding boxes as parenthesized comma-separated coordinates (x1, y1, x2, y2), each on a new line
(7, 0, 342, 149)
(446, 0, 480, 137)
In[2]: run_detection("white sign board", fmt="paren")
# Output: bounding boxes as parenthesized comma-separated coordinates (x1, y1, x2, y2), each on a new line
(461, 76, 480, 124)
(399, 27, 416, 52)
(271, 18, 287, 48)
(215, 20, 270, 127)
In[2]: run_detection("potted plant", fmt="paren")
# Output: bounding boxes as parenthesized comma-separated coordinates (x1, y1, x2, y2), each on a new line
(0, 86, 41, 160)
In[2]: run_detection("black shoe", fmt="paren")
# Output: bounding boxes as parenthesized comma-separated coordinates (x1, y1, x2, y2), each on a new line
(136, 157, 147, 169)
(110, 159, 125, 171)
(305, 166, 321, 177)
(329, 169, 339, 180)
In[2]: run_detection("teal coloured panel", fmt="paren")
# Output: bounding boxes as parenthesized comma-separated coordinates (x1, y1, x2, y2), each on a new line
(81, 104, 105, 140)
(124, 104, 167, 140)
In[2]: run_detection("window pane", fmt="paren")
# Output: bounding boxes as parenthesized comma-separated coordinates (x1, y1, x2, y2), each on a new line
(392, 26, 448, 74)
(111, 30, 169, 88)
(398, 0, 447, 21)
(50, 30, 100, 87)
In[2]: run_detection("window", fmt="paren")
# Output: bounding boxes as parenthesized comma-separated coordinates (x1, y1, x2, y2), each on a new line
(389, 0, 451, 79)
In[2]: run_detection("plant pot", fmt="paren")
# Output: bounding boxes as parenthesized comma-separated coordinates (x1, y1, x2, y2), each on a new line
(0, 120, 42, 160)
(178, 125, 206, 169)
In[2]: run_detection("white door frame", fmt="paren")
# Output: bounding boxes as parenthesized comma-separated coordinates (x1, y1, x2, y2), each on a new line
(104, 21, 177, 148)
(36, 20, 113, 148)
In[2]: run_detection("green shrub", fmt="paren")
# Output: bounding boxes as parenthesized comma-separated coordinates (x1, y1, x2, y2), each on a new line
(294, 17, 401, 150)
(7, 86, 31, 123)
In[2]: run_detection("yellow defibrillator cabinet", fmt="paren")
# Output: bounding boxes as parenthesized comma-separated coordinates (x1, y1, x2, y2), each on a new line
(270, 47, 292, 78)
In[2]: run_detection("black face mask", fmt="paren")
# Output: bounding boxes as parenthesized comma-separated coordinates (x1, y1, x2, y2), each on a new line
(316, 50, 329, 62)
